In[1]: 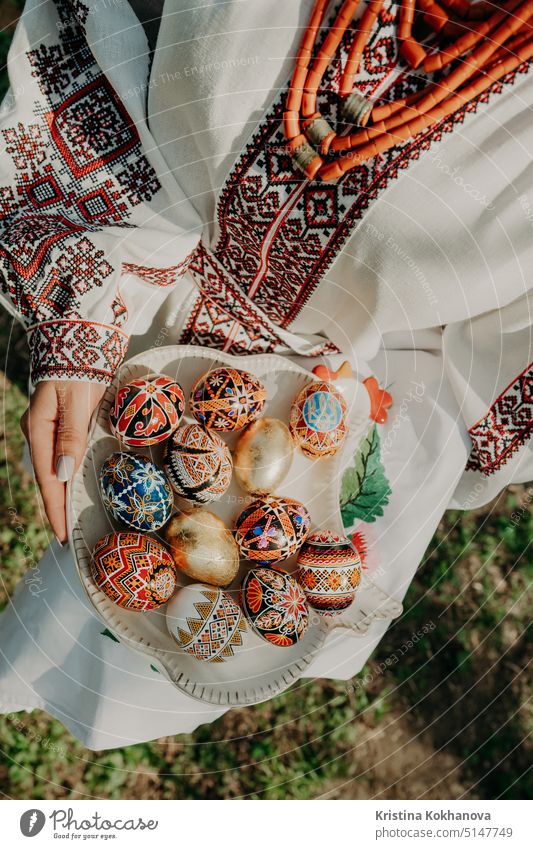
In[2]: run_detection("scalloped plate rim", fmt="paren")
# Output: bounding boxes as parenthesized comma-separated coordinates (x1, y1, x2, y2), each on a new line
(67, 345, 401, 707)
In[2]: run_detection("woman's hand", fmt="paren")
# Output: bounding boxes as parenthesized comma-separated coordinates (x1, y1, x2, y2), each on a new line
(20, 381, 106, 543)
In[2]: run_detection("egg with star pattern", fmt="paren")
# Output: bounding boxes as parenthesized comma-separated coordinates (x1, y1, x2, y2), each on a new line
(99, 452, 173, 532)
(234, 495, 310, 564)
(189, 367, 266, 431)
(241, 567, 309, 646)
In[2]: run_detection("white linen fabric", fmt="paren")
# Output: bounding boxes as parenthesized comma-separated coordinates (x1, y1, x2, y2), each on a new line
(0, 0, 531, 749)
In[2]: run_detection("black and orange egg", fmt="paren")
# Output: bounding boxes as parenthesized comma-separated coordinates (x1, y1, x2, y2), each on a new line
(241, 567, 309, 647)
(234, 495, 310, 564)
(109, 375, 185, 447)
(189, 367, 266, 431)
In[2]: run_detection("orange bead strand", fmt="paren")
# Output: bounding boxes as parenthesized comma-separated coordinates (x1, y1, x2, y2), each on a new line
(423, 0, 525, 72)
(339, 0, 384, 95)
(318, 37, 533, 180)
(283, 0, 533, 182)
(416, 0, 449, 32)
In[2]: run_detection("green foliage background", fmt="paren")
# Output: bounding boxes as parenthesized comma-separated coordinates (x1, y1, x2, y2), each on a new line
(0, 1, 531, 800)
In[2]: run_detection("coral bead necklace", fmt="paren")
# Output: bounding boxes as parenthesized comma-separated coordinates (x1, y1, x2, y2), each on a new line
(284, 0, 533, 181)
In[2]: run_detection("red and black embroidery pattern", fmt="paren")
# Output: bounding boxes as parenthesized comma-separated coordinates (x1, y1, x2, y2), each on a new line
(180, 293, 276, 356)
(181, 1, 532, 352)
(183, 244, 283, 354)
(28, 320, 128, 384)
(467, 364, 533, 476)
(122, 254, 195, 288)
(0, 0, 160, 382)
(25, 237, 113, 321)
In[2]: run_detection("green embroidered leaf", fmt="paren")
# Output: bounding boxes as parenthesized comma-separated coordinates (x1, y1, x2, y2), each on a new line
(340, 424, 391, 526)
(150, 664, 160, 674)
(100, 628, 120, 643)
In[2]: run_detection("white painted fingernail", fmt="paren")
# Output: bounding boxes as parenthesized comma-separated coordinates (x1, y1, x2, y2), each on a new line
(56, 455, 75, 482)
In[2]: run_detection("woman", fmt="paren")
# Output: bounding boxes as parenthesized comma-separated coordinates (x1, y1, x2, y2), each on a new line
(0, 0, 531, 749)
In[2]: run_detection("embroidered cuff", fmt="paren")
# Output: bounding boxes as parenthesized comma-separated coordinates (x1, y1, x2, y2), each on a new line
(27, 319, 129, 385)
(466, 362, 533, 476)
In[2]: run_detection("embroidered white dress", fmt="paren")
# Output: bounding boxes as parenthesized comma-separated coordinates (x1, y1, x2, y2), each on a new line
(0, 0, 531, 749)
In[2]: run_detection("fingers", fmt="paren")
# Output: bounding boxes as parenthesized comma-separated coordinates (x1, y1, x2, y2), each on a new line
(54, 383, 88, 481)
(22, 382, 68, 542)
(53, 382, 105, 541)
(21, 381, 105, 543)
(54, 381, 105, 478)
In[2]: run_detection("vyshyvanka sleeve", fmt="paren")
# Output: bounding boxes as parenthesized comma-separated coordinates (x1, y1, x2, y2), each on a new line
(0, 0, 202, 385)
(445, 288, 533, 507)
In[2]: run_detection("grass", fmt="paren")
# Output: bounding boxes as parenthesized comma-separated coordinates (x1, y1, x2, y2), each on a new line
(0, 6, 530, 800)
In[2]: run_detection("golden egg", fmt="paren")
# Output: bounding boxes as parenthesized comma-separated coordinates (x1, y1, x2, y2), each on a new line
(164, 509, 240, 587)
(233, 417, 294, 495)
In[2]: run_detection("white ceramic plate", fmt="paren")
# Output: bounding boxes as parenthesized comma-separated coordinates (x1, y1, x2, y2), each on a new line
(68, 346, 402, 706)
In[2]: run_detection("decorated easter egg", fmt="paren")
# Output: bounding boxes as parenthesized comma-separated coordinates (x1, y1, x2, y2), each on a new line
(109, 374, 185, 446)
(163, 423, 232, 503)
(99, 452, 173, 531)
(91, 532, 177, 610)
(234, 496, 310, 564)
(289, 380, 347, 459)
(296, 529, 362, 615)
(164, 509, 240, 587)
(189, 367, 266, 431)
(166, 583, 247, 662)
(233, 417, 294, 496)
(241, 567, 309, 646)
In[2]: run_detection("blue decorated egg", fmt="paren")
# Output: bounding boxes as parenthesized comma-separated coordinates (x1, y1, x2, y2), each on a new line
(99, 452, 173, 532)
(289, 380, 347, 459)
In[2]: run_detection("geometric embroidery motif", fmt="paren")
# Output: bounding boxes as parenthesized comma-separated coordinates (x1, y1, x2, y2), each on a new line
(25, 175, 64, 208)
(24, 236, 114, 323)
(45, 77, 138, 178)
(0, 214, 85, 280)
(467, 363, 533, 476)
(27, 318, 128, 384)
(179, 288, 282, 356)
(122, 254, 195, 287)
(180, 0, 532, 362)
(0, 0, 162, 383)
(3, 122, 47, 170)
